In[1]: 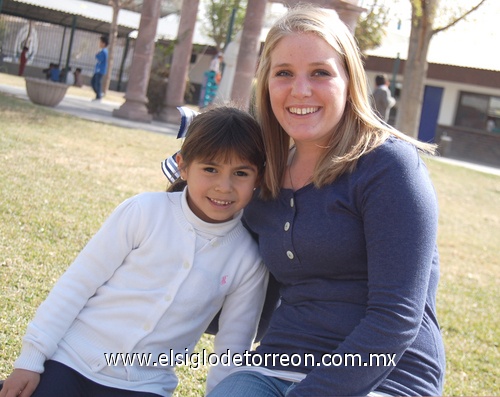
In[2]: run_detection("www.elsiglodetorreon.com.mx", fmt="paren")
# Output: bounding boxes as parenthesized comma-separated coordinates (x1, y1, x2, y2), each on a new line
(104, 349, 397, 369)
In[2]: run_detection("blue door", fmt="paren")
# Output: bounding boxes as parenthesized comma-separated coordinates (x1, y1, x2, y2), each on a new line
(418, 85, 444, 143)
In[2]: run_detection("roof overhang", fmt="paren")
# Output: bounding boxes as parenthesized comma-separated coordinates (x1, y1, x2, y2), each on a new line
(1, 0, 143, 37)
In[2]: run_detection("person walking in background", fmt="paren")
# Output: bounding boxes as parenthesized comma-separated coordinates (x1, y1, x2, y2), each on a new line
(207, 5, 445, 397)
(372, 74, 396, 123)
(18, 46, 29, 76)
(0, 106, 268, 397)
(199, 52, 224, 108)
(91, 35, 108, 101)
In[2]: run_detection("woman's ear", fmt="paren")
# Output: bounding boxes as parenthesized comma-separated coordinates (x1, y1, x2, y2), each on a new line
(176, 153, 187, 181)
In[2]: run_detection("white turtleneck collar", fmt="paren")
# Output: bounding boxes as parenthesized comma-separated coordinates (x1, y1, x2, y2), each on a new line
(180, 187, 243, 241)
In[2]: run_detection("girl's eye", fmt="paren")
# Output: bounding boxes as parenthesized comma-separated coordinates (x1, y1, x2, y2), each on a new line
(235, 170, 249, 177)
(204, 167, 217, 173)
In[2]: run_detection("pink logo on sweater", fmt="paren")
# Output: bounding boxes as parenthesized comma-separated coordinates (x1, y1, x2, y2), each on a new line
(221, 275, 228, 285)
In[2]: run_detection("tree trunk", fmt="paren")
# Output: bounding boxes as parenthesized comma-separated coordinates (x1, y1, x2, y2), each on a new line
(395, 0, 439, 138)
(160, 0, 200, 123)
(231, 0, 268, 110)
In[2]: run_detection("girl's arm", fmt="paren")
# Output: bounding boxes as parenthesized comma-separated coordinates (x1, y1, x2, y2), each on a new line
(0, 369, 39, 397)
(205, 259, 268, 393)
(13, 197, 144, 373)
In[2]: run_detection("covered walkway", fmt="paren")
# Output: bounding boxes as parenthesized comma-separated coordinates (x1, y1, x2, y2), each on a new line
(0, 0, 175, 89)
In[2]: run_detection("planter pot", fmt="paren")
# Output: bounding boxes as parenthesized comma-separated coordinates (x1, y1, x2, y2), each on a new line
(25, 77, 69, 107)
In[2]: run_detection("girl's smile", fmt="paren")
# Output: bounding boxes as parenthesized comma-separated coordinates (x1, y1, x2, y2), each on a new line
(177, 154, 259, 223)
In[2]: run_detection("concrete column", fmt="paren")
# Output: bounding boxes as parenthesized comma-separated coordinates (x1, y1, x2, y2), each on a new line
(159, 0, 200, 124)
(113, 0, 161, 123)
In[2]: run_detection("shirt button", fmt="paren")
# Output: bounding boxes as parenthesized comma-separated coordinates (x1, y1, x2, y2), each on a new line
(286, 251, 294, 260)
(165, 294, 172, 301)
(290, 198, 294, 207)
(183, 261, 190, 269)
(143, 324, 151, 331)
(284, 222, 290, 231)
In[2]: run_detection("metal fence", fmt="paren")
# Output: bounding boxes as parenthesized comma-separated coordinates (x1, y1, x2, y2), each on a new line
(0, 15, 133, 85)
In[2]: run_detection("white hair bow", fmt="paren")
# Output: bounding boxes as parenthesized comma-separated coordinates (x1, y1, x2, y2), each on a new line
(161, 107, 200, 183)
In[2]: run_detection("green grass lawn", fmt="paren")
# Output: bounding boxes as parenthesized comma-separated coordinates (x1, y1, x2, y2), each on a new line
(0, 91, 499, 396)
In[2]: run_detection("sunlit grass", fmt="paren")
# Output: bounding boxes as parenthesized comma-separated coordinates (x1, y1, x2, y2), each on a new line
(0, 92, 498, 396)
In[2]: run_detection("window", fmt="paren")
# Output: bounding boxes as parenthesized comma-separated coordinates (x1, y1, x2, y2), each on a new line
(455, 92, 500, 133)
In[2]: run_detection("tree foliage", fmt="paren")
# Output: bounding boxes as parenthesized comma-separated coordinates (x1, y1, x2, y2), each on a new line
(201, 0, 246, 52)
(355, 0, 391, 53)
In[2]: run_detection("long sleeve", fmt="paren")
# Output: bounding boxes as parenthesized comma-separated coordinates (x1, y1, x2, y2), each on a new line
(244, 138, 444, 396)
(206, 259, 268, 393)
(15, 196, 146, 372)
(14, 191, 269, 396)
(287, 140, 440, 396)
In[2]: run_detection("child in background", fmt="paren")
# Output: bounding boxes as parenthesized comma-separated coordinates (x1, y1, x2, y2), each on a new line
(0, 106, 268, 397)
(91, 35, 108, 101)
(73, 68, 83, 87)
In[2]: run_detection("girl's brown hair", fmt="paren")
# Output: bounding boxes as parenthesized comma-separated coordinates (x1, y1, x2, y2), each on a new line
(167, 106, 266, 192)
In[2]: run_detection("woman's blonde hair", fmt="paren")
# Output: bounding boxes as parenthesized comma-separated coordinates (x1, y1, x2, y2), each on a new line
(255, 4, 435, 199)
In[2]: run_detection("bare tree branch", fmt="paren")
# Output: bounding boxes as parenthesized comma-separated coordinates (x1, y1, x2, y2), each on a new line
(432, 0, 487, 35)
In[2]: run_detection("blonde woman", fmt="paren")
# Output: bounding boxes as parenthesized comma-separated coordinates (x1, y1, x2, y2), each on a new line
(208, 5, 445, 397)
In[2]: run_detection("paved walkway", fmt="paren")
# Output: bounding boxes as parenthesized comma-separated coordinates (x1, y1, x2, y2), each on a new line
(427, 155, 500, 176)
(0, 83, 180, 136)
(1, 82, 499, 177)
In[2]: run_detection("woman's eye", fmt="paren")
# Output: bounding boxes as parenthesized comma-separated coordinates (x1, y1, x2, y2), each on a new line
(275, 70, 292, 77)
(313, 69, 331, 77)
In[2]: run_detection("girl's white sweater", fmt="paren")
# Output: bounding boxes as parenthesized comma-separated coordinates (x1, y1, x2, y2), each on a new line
(15, 189, 268, 396)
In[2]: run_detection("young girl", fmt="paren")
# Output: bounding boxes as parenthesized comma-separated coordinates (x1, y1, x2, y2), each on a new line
(0, 106, 268, 397)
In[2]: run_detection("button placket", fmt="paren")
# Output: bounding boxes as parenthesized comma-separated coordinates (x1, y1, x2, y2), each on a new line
(284, 192, 298, 263)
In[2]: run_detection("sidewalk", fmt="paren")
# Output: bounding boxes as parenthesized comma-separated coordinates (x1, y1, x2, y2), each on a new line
(0, 83, 180, 136)
(1, 81, 499, 177)
(427, 155, 500, 177)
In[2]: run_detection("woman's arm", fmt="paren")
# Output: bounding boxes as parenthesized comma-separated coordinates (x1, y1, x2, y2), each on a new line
(288, 142, 439, 396)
